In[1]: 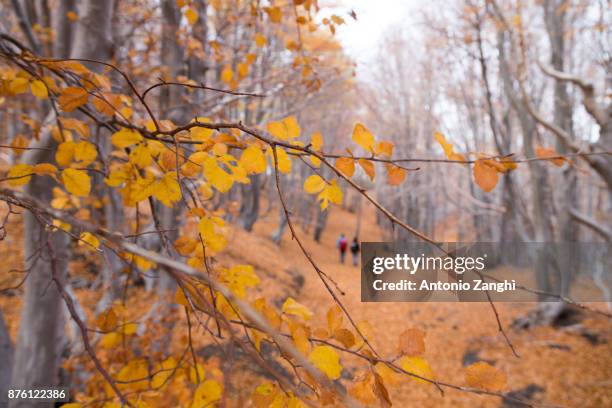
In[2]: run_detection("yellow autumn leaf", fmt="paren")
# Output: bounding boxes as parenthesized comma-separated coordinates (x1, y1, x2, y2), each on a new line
(96, 307, 117, 331)
(327, 305, 343, 333)
(116, 359, 149, 392)
(352, 123, 375, 153)
(255, 33, 267, 47)
(398, 356, 433, 384)
(134, 255, 155, 271)
(270, 147, 291, 174)
(282, 297, 313, 320)
(189, 363, 206, 384)
(311, 132, 323, 151)
(79, 232, 100, 249)
(465, 362, 507, 391)
(266, 121, 285, 140)
(473, 159, 499, 192)
(56, 141, 75, 167)
(303, 175, 326, 194)
(284, 116, 300, 138)
(10, 135, 28, 155)
(112, 128, 143, 148)
(198, 216, 227, 252)
(290, 323, 311, 356)
(105, 168, 129, 187)
(74, 141, 97, 166)
(309, 345, 342, 380)
(58, 86, 88, 112)
(222, 264, 260, 298)
(7, 164, 33, 186)
(221, 65, 234, 85)
(61, 168, 91, 196)
(185, 7, 199, 25)
(66, 10, 78, 21)
(152, 172, 182, 207)
(100, 332, 120, 349)
(174, 236, 198, 256)
(239, 145, 266, 174)
(191, 380, 222, 408)
(9, 77, 29, 94)
(309, 155, 321, 168)
(267, 116, 300, 140)
(237, 62, 249, 79)
(30, 80, 48, 99)
(151, 357, 178, 389)
(203, 156, 234, 192)
(32, 163, 58, 176)
(60, 117, 90, 138)
(175, 287, 190, 307)
(264, 6, 282, 23)
(190, 117, 214, 142)
(129, 144, 153, 168)
(375, 140, 394, 157)
(317, 180, 343, 209)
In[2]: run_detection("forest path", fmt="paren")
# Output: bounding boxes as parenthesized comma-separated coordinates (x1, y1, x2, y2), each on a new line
(223, 201, 612, 408)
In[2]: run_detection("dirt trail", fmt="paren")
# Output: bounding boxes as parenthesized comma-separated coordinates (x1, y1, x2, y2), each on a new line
(224, 202, 612, 408)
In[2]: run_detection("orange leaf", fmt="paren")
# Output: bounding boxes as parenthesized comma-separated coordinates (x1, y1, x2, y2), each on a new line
(465, 362, 507, 391)
(358, 159, 375, 181)
(335, 157, 355, 177)
(375, 141, 394, 158)
(58, 87, 88, 112)
(386, 165, 406, 186)
(473, 159, 498, 192)
(535, 147, 565, 166)
(398, 328, 425, 356)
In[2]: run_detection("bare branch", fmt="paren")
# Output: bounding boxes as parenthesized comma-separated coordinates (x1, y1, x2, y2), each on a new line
(538, 61, 609, 127)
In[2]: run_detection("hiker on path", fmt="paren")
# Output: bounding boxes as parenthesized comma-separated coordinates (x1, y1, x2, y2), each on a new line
(350, 237, 360, 266)
(337, 233, 347, 264)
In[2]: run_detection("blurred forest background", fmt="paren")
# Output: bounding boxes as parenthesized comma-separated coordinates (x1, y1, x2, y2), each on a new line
(0, 0, 610, 407)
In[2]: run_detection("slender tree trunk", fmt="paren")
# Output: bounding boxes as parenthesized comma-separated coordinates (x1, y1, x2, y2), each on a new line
(156, 0, 187, 294)
(239, 174, 261, 232)
(9, 125, 69, 408)
(10, 3, 115, 405)
(544, 0, 577, 297)
(313, 205, 329, 243)
(0, 310, 13, 406)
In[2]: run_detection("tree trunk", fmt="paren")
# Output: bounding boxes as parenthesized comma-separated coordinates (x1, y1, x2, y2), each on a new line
(272, 207, 288, 244)
(313, 205, 329, 243)
(239, 174, 261, 232)
(0, 310, 13, 406)
(10, 2, 115, 405)
(9, 128, 69, 408)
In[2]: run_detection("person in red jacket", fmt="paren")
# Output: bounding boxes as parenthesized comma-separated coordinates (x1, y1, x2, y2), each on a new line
(337, 233, 347, 264)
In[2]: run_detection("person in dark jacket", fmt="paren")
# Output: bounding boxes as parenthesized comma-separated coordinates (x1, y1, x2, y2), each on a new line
(337, 233, 347, 263)
(350, 237, 360, 266)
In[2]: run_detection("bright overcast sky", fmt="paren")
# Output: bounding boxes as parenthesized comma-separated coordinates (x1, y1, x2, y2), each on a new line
(329, 0, 421, 65)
